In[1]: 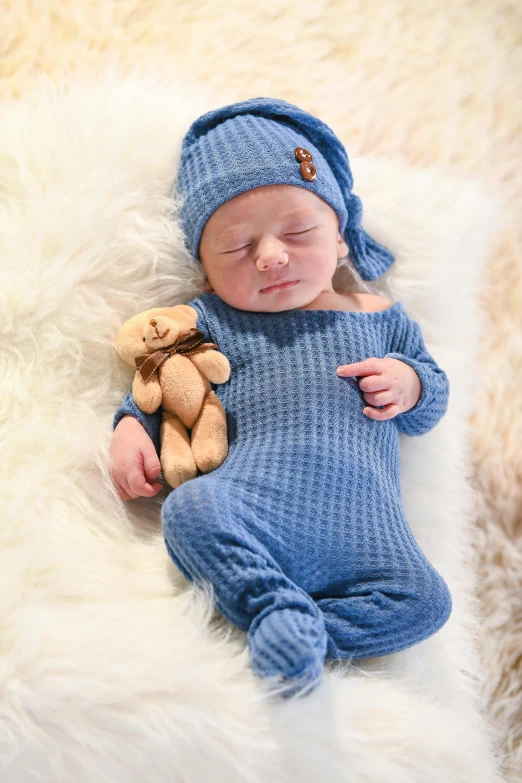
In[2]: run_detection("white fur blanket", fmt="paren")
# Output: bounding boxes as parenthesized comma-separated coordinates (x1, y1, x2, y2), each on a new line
(0, 73, 506, 782)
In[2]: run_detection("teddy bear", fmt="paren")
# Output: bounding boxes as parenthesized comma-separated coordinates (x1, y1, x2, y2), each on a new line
(115, 305, 230, 489)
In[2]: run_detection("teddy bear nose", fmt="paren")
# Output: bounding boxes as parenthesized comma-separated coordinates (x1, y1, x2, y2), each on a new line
(150, 319, 157, 326)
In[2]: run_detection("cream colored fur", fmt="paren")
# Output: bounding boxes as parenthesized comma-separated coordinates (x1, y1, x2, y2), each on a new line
(1, 3, 520, 770)
(0, 74, 507, 782)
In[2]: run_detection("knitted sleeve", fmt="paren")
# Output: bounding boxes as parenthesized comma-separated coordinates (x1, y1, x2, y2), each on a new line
(384, 314, 450, 436)
(111, 297, 210, 456)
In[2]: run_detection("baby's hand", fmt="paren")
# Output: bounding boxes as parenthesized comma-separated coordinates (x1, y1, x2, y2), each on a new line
(110, 416, 163, 500)
(336, 357, 422, 420)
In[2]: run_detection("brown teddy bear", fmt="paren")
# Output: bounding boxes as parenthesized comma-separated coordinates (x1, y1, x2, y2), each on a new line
(115, 305, 230, 489)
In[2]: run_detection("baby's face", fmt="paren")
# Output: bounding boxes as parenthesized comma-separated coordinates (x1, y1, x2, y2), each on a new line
(198, 184, 348, 312)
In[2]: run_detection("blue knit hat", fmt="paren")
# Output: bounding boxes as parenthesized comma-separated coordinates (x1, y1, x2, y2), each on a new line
(175, 97, 394, 281)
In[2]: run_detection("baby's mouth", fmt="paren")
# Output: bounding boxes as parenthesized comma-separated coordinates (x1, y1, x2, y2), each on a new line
(260, 280, 299, 294)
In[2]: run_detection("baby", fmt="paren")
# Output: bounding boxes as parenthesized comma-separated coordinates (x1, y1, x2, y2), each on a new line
(110, 98, 452, 698)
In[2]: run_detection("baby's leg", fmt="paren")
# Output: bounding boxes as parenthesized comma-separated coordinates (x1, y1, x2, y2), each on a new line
(161, 475, 327, 696)
(316, 572, 452, 660)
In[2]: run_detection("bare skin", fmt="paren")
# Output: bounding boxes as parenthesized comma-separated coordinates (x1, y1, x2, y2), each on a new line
(111, 415, 163, 501)
(111, 184, 421, 500)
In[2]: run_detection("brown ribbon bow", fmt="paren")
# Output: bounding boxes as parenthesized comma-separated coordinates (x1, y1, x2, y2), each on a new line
(135, 328, 219, 383)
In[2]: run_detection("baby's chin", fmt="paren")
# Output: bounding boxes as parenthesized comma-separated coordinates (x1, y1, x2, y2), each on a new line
(221, 283, 320, 313)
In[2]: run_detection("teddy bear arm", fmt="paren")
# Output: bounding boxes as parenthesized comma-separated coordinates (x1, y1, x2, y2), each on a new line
(190, 351, 231, 384)
(132, 371, 163, 414)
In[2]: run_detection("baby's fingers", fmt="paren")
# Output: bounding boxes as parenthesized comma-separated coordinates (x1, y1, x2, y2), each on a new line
(127, 467, 158, 498)
(363, 389, 394, 407)
(146, 481, 164, 496)
(363, 403, 401, 420)
(117, 484, 132, 501)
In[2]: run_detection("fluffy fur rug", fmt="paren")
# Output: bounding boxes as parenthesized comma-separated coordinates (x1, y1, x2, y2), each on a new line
(0, 73, 508, 782)
(2, 2, 522, 778)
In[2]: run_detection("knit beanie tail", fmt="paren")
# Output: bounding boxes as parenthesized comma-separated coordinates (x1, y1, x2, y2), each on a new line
(352, 230, 395, 281)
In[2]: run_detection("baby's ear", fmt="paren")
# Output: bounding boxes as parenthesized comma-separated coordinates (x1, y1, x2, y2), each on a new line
(337, 231, 349, 259)
(202, 278, 214, 293)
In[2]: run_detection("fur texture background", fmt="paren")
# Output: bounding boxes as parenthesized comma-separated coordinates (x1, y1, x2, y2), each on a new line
(1, 1, 520, 779)
(0, 71, 507, 782)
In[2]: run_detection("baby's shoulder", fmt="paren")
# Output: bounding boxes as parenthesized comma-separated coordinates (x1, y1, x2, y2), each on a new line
(355, 293, 395, 312)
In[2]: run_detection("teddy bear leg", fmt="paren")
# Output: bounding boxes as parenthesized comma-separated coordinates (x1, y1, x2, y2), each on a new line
(160, 412, 197, 489)
(190, 391, 228, 473)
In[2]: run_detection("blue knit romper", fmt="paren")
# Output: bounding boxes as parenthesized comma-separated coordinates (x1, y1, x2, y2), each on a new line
(114, 293, 452, 689)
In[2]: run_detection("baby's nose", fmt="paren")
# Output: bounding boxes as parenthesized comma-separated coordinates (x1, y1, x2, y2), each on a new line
(255, 239, 289, 271)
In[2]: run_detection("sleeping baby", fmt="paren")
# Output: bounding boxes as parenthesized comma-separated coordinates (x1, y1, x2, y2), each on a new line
(110, 97, 452, 698)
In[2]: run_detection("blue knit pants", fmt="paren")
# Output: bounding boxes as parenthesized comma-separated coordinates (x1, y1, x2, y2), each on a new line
(161, 472, 451, 697)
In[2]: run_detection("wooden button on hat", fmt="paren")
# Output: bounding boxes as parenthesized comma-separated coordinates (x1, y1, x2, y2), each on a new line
(295, 146, 317, 181)
(294, 147, 312, 162)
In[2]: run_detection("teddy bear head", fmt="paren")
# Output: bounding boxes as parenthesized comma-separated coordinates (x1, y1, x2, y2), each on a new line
(115, 304, 199, 367)
(143, 315, 183, 351)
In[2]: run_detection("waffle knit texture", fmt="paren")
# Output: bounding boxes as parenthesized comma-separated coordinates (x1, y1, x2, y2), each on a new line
(113, 294, 452, 687)
(175, 97, 395, 281)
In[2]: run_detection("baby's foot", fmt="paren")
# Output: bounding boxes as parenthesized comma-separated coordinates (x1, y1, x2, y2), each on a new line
(247, 607, 327, 698)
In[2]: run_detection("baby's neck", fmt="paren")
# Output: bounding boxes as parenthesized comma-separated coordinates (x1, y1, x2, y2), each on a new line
(203, 288, 370, 313)
(296, 290, 363, 312)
